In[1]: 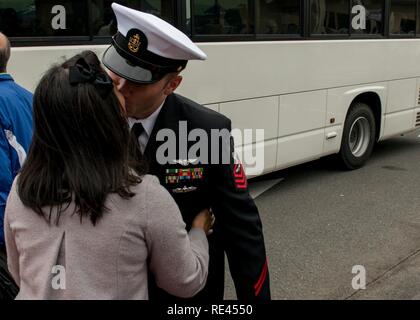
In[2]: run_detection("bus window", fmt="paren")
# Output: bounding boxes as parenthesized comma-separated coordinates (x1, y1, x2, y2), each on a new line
(389, 0, 416, 35)
(0, 0, 88, 37)
(192, 0, 254, 35)
(311, 0, 350, 35)
(92, 0, 176, 36)
(256, 0, 301, 35)
(418, 0, 420, 35)
(351, 0, 384, 35)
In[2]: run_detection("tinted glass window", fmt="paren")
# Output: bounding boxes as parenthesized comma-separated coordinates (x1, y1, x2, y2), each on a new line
(351, 0, 383, 35)
(311, 0, 350, 34)
(0, 0, 88, 37)
(389, 0, 416, 35)
(418, 0, 420, 34)
(92, 0, 176, 36)
(256, 0, 300, 35)
(192, 0, 254, 35)
(389, 0, 416, 34)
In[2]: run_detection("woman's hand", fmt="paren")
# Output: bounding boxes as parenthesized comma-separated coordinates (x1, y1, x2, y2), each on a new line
(192, 208, 215, 235)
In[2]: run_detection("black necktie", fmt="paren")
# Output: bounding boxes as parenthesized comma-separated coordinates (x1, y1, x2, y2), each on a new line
(131, 122, 145, 159)
(132, 122, 145, 140)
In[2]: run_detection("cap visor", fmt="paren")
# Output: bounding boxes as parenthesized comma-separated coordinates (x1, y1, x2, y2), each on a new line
(102, 46, 157, 84)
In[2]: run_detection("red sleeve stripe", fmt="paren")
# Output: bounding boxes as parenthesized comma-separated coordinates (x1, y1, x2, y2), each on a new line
(254, 259, 268, 296)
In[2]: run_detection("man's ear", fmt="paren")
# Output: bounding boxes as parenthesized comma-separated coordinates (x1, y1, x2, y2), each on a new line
(164, 75, 183, 95)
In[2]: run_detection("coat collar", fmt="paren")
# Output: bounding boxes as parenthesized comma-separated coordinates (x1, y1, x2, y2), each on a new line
(0, 73, 13, 82)
(144, 93, 180, 159)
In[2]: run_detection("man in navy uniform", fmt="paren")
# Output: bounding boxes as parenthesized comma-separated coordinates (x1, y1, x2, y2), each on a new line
(0, 32, 32, 299)
(103, 3, 270, 301)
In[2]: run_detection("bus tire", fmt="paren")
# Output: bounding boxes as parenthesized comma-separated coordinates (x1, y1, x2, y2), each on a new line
(339, 102, 376, 170)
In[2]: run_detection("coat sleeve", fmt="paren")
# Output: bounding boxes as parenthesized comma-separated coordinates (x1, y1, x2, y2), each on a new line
(0, 124, 13, 247)
(145, 178, 209, 298)
(209, 119, 271, 301)
(4, 201, 20, 285)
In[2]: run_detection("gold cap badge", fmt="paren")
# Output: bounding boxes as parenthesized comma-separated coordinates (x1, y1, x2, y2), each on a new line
(128, 34, 141, 53)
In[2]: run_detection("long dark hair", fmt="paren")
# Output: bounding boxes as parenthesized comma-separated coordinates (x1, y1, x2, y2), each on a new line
(18, 50, 146, 225)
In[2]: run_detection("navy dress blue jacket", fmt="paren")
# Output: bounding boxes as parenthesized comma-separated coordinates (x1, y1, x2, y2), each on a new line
(145, 94, 270, 301)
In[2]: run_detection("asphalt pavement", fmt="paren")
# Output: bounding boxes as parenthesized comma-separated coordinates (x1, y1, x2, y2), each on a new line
(224, 131, 420, 300)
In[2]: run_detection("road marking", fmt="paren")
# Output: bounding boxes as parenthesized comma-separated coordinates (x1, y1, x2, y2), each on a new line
(249, 178, 284, 199)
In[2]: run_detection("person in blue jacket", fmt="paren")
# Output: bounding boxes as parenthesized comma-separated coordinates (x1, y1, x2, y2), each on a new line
(0, 32, 33, 251)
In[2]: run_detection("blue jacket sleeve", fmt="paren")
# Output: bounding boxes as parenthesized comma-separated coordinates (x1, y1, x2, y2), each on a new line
(0, 125, 13, 246)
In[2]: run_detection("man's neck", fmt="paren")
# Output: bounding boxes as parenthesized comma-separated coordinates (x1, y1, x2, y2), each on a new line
(132, 98, 166, 120)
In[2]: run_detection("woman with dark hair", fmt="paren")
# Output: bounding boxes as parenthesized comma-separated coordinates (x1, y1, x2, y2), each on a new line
(3, 51, 213, 300)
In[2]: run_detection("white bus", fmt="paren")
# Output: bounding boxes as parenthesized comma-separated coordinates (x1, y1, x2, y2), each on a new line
(3, 0, 420, 177)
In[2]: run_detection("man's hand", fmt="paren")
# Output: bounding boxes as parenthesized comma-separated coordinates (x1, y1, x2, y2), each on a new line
(192, 208, 215, 235)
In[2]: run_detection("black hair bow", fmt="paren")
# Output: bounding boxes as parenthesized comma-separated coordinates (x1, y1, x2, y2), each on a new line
(69, 58, 114, 98)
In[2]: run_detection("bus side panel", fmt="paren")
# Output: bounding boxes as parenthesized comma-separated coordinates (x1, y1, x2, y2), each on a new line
(276, 130, 325, 171)
(178, 40, 420, 105)
(382, 78, 417, 139)
(203, 104, 219, 112)
(10, 46, 109, 92)
(276, 90, 326, 170)
(220, 96, 279, 176)
(237, 140, 277, 178)
(415, 79, 420, 130)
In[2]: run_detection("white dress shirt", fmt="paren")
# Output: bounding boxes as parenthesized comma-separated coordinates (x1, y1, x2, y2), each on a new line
(128, 100, 165, 154)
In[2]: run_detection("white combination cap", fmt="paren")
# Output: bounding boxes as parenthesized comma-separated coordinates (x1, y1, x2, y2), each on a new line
(102, 2, 207, 84)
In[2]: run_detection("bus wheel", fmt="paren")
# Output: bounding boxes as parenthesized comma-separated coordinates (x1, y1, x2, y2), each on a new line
(339, 102, 376, 170)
